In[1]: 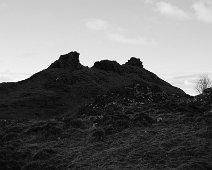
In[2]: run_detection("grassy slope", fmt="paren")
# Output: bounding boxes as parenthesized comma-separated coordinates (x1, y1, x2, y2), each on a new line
(0, 84, 211, 170)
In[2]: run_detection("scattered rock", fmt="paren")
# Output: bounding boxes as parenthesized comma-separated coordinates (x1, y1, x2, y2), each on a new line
(156, 117, 163, 122)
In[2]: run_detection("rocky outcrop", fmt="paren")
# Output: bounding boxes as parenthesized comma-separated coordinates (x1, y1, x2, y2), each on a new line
(124, 57, 143, 68)
(0, 51, 186, 120)
(49, 51, 84, 70)
(92, 60, 123, 73)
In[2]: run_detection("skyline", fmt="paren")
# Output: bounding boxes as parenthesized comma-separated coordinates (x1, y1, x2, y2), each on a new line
(0, 0, 212, 95)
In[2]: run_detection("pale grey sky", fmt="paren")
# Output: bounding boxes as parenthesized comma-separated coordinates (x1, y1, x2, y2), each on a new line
(0, 0, 212, 95)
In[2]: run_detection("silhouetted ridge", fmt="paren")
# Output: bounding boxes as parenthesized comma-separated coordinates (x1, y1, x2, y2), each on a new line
(92, 60, 123, 73)
(125, 57, 143, 68)
(93, 57, 143, 73)
(0, 51, 186, 120)
(49, 51, 84, 70)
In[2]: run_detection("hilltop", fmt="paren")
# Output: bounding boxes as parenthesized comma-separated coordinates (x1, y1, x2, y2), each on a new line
(0, 51, 184, 119)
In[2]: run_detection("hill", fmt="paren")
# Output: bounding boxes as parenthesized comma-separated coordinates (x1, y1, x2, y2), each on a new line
(0, 51, 184, 119)
(1, 52, 211, 170)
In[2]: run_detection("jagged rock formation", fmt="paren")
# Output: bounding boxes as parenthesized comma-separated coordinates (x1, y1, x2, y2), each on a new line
(93, 60, 123, 73)
(0, 51, 185, 119)
(93, 57, 143, 73)
(124, 57, 143, 68)
(49, 51, 84, 70)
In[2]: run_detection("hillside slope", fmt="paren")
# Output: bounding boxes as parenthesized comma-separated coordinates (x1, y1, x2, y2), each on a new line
(0, 52, 211, 169)
(0, 84, 211, 170)
(0, 51, 185, 119)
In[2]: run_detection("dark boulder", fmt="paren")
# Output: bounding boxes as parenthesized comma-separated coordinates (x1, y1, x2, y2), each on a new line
(124, 57, 143, 68)
(93, 60, 123, 73)
(49, 51, 84, 70)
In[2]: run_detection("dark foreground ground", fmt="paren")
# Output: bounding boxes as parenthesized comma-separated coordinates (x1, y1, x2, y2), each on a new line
(1, 85, 212, 170)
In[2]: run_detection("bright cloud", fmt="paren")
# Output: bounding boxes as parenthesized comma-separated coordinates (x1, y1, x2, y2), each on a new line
(85, 18, 156, 45)
(85, 19, 110, 31)
(155, 1, 190, 19)
(108, 33, 156, 45)
(192, 1, 212, 23)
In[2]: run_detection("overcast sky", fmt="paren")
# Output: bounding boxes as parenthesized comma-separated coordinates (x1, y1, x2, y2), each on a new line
(0, 0, 212, 95)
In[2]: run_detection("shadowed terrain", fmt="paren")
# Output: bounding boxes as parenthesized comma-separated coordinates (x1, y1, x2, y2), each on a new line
(0, 52, 184, 119)
(0, 52, 211, 170)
